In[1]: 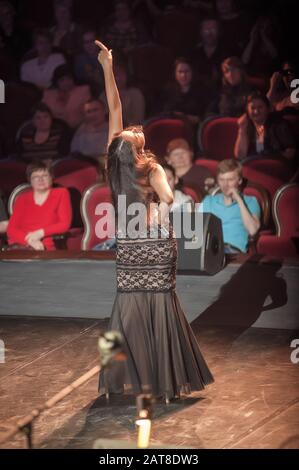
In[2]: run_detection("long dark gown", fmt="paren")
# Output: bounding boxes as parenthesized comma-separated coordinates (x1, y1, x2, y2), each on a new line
(99, 219, 214, 400)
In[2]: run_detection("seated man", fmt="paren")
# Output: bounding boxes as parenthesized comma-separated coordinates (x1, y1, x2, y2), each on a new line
(7, 161, 72, 251)
(201, 159, 261, 253)
(70, 98, 108, 161)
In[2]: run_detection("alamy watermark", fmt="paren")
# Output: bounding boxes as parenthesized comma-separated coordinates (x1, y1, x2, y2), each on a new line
(290, 78, 299, 104)
(0, 79, 5, 104)
(94, 196, 204, 249)
(0, 339, 5, 363)
(290, 339, 299, 364)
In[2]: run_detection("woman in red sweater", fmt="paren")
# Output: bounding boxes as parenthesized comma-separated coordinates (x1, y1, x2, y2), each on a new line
(7, 161, 72, 250)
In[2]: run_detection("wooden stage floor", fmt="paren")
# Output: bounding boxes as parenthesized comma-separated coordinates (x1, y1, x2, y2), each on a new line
(0, 316, 298, 449)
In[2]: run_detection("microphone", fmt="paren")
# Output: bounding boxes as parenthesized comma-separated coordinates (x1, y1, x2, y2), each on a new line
(98, 330, 126, 368)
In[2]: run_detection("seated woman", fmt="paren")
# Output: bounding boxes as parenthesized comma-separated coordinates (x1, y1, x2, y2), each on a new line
(43, 64, 91, 129)
(7, 161, 72, 251)
(207, 56, 253, 117)
(165, 138, 215, 199)
(234, 91, 296, 162)
(17, 102, 71, 164)
(161, 57, 206, 125)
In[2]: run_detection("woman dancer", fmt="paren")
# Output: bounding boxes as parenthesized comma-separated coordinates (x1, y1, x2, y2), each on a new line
(96, 40, 214, 403)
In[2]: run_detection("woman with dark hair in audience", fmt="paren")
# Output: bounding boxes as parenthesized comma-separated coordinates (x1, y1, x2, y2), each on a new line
(267, 59, 299, 114)
(95, 40, 213, 402)
(43, 64, 91, 129)
(162, 57, 205, 125)
(234, 91, 296, 162)
(7, 161, 72, 251)
(17, 102, 71, 164)
(207, 56, 253, 117)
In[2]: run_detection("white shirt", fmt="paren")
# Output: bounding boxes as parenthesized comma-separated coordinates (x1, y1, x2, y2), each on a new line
(21, 53, 66, 89)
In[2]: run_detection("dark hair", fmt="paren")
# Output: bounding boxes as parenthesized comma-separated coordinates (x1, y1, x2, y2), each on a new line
(26, 160, 53, 182)
(107, 130, 157, 216)
(52, 64, 74, 88)
(162, 162, 184, 190)
(246, 91, 270, 109)
(162, 162, 175, 177)
(174, 56, 193, 70)
(200, 16, 219, 28)
(33, 28, 53, 44)
(31, 101, 53, 118)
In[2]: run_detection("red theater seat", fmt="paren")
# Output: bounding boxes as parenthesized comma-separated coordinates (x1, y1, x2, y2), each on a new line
(81, 184, 113, 250)
(242, 157, 293, 181)
(182, 186, 201, 204)
(257, 183, 299, 257)
(195, 158, 218, 178)
(144, 117, 194, 161)
(242, 166, 283, 199)
(199, 117, 239, 161)
(52, 159, 99, 195)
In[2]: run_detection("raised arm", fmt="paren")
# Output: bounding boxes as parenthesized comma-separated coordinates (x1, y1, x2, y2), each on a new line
(95, 40, 123, 146)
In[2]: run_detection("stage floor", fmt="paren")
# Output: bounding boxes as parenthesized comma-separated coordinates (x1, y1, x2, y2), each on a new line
(0, 316, 298, 449)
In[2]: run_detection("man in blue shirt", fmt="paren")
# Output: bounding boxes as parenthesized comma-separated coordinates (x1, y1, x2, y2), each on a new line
(201, 159, 261, 253)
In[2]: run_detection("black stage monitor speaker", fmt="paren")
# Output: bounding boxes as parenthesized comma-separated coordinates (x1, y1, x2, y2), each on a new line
(171, 212, 224, 275)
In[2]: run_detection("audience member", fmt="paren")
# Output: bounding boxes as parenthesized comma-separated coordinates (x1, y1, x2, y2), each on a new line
(201, 158, 260, 253)
(74, 27, 105, 94)
(207, 56, 253, 117)
(7, 161, 72, 251)
(165, 138, 215, 199)
(162, 162, 194, 211)
(50, 0, 81, 57)
(100, 59, 145, 126)
(71, 98, 108, 160)
(43, 64, 91, 128)
(0, 193, 8, 235)
(21, 28, 66, 90)
(234, 91, 296, 161)
(17, 102, 71, 164)
(101, 0, 150, 53)
(162, 57, 205, 124)
(242, 16, 280, 78)
(267, 60, 299, 114)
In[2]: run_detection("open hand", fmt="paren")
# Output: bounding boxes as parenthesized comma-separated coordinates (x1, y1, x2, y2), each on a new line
(28, 239, 45, 251)
(95, 40, 112, 67)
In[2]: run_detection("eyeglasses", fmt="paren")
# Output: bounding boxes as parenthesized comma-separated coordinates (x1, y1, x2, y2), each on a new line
(31, 174, 50, 181)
